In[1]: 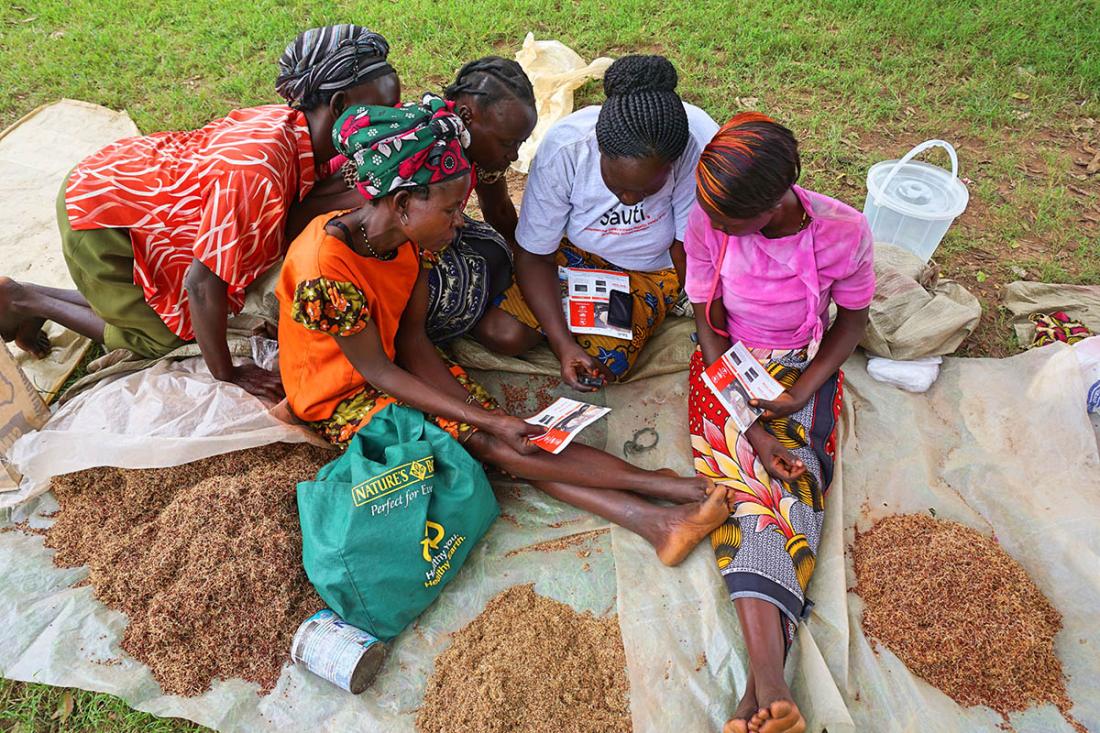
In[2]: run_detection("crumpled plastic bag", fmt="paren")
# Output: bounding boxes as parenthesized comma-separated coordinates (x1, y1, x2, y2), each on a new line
(513, 34, 613, 174)
(4, 357, 325, 509)
(867, 355, 942, 393)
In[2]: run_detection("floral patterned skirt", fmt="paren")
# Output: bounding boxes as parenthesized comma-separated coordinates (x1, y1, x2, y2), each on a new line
(689, 347, 843, 651)
(496, 242, 679, 379)
(310, 362, 498, 448)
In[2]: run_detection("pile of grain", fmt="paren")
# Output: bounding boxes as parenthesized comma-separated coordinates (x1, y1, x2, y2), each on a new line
(853, 514, 1080, 727)
(45, 443, 331, 696)
(416, 584, 630, 733)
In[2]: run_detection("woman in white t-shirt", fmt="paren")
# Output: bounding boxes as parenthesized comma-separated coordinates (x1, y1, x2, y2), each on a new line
(476, 55, 718, 390)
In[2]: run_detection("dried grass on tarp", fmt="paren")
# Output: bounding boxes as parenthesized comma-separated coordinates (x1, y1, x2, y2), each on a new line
(853, 514, 1082, 730)
(416, 584, 630, 733)
(44, 443, 331, 696)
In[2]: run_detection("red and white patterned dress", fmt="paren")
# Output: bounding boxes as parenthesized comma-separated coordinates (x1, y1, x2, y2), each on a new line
(65, 105, 317, 340)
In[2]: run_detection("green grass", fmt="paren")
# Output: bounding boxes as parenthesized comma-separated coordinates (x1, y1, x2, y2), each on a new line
(0, 678, 207, 732)
(4, 0, 1092, 359)
(0, 0, 1098, 726)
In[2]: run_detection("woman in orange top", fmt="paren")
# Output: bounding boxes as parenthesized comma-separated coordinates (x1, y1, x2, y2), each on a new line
(278, 96, 734, 566)
(0, 25, 398, 400)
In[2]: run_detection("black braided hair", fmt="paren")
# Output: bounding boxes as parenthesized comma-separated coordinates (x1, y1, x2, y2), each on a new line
(595, 55, 689, 161)
(444, 56, 535, 110)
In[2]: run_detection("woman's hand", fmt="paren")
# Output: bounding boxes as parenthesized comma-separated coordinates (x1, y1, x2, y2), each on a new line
(488, 414, 545, 455)
(228, 362, 285, 402)
(745, 423, 806, 482)
(553, 340, 605, 392)
(750, 390, 809, 421)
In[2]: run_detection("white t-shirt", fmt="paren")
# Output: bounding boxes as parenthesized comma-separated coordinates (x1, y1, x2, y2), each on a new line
(516, 103, 719, 272)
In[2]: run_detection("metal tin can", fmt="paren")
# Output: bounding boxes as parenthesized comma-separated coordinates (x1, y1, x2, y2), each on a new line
(290, 609, 387, 693)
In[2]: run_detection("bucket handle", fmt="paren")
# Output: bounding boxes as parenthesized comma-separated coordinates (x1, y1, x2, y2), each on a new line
(879, 139, 959, 192)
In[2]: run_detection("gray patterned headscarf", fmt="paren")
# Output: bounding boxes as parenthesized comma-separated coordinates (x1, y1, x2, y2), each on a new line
(276, 25, 393, 110)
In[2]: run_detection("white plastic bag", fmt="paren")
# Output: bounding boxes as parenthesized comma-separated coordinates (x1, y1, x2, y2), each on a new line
(4, 357, 324, 508)
(1074, 336, 1100, 413)
(513, 34, 613, 174)
(866, 355, 942, 393)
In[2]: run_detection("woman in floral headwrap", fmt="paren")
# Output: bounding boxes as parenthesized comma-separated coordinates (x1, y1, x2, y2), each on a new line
(277, 96, 736, 567)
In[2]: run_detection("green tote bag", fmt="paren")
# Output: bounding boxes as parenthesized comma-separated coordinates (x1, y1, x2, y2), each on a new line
(297, 404, 498, 639)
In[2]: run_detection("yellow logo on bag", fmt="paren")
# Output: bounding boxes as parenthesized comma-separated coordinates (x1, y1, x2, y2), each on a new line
(422, 519, 467, 589)
(351, 457, 435, 507)
(421, 521, 445, 562)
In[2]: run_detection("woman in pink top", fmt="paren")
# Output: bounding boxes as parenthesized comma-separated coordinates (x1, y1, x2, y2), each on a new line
(684, 113, 874, 733)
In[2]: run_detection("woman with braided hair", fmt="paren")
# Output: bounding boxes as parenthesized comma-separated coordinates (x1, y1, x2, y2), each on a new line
(320, 57, 537, 343)
(427, 56, 537, 343)
(0, 25, 399, 401)
(277, 97, 737, 568)
(684, 114, 874, 733)
(479, 54, 718, 390)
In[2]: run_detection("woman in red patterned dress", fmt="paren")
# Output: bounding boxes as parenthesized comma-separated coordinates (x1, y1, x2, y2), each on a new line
(0, 25, 398, 400)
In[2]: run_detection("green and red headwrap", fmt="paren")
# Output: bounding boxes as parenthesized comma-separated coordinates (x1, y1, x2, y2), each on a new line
(333, 94, 471, 200)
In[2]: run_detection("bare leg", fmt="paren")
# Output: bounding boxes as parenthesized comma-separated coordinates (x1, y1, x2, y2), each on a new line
(472, 307, 617, 381)
(471, 307, 542, 356)
(0, 277, 105, 357)
(468, 432, 712, 503)
(736, 597, 805, 733)
(532, 479, 732, 566)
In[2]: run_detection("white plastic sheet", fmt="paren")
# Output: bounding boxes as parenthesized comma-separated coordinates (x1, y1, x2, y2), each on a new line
(3, 357, 323, 509)
(2, 348, 1099, 732)
(0, 100, 140, 400)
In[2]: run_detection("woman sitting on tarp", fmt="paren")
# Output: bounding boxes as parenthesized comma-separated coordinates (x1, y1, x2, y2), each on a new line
(474, 54, 719, 391)
(322, 57, 538, 345)
(277, 96, 733, 567)
(684, 114, 874, 733)
(0, 25, 398, 401)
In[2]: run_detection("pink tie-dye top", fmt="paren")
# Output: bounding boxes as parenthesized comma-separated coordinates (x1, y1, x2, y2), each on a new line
(683, 186, 876, 350)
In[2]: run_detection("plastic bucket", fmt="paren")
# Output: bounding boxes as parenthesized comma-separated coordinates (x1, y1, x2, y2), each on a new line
(864, 140, 969, 263)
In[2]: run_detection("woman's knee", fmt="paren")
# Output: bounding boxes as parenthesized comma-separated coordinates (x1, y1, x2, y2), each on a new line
(473, 308, 540, 356)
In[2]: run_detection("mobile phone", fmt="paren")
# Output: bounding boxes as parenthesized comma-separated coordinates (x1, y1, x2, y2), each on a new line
(607, 289, 633, 330)
(578, 374, 603, 388)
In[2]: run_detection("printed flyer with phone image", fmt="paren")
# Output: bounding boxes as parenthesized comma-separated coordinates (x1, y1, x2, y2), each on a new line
(525, 397, 611, 454)
(701, 341, 785, 433)
(560, 267, 633, 340)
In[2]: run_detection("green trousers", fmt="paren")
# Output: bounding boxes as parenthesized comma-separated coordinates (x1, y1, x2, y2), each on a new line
(57, 177, 188, 358)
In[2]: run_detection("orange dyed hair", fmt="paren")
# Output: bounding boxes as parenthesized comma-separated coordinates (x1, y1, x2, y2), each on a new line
(696, 112, 800, 218)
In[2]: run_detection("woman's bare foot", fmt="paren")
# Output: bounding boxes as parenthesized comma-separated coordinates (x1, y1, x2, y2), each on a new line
(0, 277, 49, 358)
(749, 700, 805, 733)
(723, 672, 759, 733)
(654, 483, 731, 566)
(653, 469, 722, 505)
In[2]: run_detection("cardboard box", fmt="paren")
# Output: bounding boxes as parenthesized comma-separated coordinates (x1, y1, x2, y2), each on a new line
(0, 341, 50, 492)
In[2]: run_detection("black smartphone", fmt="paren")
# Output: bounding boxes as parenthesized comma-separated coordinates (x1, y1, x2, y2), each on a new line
(607, 289, 633, 330)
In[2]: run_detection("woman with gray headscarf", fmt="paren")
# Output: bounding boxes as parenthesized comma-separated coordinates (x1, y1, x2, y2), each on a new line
(0, 24, 399, 402)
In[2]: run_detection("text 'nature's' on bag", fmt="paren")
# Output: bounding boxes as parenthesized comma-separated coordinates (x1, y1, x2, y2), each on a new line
(296, 404, 498, 640)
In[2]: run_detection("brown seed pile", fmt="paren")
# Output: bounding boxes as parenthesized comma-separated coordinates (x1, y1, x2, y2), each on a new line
(44, 443, 332, 696)
(853, 514, 1081, 728)
(416, 584, 631, 733)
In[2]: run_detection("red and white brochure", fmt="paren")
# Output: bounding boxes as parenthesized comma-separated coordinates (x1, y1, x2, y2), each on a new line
(525, 397, 611, 455)
(701, 342, 785, 433)
(561, 267, 632, 340)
